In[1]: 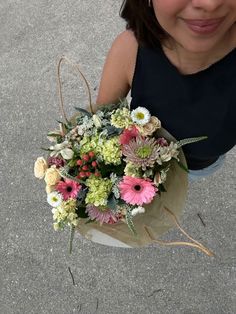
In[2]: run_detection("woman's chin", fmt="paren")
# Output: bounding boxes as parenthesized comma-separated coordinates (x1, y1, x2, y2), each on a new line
(176, 38, 224, 54)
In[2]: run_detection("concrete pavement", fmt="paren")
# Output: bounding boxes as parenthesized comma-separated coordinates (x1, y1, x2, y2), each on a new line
(1, 1, 235, 313)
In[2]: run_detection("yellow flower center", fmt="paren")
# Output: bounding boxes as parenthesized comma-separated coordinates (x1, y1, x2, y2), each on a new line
(135, 112, 145, 120)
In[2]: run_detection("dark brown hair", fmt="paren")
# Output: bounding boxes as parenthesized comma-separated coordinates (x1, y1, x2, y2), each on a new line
(120, 0, 168, 48)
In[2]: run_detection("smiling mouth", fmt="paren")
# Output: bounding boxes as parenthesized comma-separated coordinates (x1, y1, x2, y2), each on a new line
(184, 17, 224, 26)
(182, 17, 225, 34)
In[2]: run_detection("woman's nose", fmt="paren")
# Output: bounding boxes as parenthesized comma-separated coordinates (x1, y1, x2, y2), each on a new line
(191, 0, 224, 12)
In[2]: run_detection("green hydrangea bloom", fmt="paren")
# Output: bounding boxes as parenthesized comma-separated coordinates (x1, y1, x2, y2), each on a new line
(111, 108, 133, 128)
(101, 136, 122, 165)
(80, 135, 104, 155)
(52, 199, 79, 230)
(62, 199, 77, 212)
(124, 162, 142, 177)
(85, 175, 112, 206)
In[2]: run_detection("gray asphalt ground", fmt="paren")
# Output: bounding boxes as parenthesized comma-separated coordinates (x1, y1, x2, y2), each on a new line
(1, 1, 235, 313)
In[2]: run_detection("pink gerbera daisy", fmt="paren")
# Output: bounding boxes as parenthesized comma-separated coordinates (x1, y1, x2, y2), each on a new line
(118, 176, 157, 206)
(56, 179, 81, 200)
(86, 205, 121, 225)
(119, 125, 139, 145)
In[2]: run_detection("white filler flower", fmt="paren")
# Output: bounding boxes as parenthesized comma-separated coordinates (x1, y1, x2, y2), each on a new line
(131, 206, 145, 216)
(49, 140, 74, 160)
(131, 107, 151, 125)
(47, 191, 63, 207)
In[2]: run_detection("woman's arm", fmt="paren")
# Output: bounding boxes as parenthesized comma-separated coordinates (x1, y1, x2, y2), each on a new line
(96, 30, 138, 106)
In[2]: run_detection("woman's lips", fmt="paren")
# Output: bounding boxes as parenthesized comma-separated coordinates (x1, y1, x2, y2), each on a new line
(183, 17, 225, 34)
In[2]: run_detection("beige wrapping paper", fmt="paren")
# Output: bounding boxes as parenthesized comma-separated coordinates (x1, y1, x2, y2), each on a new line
(76, 127, 188, 248)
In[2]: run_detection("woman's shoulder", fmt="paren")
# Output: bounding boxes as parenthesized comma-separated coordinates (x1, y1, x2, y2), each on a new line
(112, 30, 138, 51)
(110, 30, 138, 85)
(96, 30, 138, 105)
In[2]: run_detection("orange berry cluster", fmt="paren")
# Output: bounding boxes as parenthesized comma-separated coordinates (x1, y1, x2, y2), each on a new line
(76, 151, 100, 179)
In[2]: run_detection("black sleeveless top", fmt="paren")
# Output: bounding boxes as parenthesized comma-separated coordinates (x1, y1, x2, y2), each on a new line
(131, 45, 236, 170)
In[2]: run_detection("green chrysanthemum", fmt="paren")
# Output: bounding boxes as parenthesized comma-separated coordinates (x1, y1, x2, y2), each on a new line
(122, 135, 160, 170)
(101, 136, 122, 165)
(110, 108, 133, 129)
(136, 145, 152, 158)
(85, 175, 112, 206)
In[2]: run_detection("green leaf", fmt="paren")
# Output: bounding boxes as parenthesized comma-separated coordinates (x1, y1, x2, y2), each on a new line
(125, 211, 137, 236)
(158, 184, 167, 192)
(76, 205, 89, 218)
(77, 187, 88, 206)
(72, 143, 80, 155)
(117, 199, 127, 207)
(40, 147, 51, 151)
(107, 195, 119, 213)
(59, 167, 85, 184)
(47, 133, 62, 137)
(74, 107, 92, 117)
(99, 161, 126, 177)
(56, 120, 73, 131)
(85, 218, 95, 225)
(174, 159, 189, 173)
(67, 159, 77, 167)
(98, 99, 128, 114)
(176, 136, 208, 148)
(76, 115, 84, 124)
(104, 125, 123, 137)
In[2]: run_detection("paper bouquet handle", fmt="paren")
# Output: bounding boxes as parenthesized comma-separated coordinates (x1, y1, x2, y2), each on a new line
(57, 56, 94, 124)
(144, 207, 214, 257)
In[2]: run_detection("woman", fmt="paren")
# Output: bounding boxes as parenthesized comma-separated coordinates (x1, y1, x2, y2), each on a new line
(96, 0, 236, 180)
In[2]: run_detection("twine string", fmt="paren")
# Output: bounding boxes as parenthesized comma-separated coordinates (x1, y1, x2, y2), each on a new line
(163, 206, 209, 249)
(144, 206, 214, 257)
(57, 56, 94, 124)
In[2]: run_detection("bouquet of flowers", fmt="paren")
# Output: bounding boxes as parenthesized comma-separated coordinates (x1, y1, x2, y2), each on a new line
(34, 99, 206, 236)
(34, 57, 214, 255)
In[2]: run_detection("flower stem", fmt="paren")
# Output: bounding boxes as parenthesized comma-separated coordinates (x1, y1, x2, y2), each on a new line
(69, 226, 75, 254)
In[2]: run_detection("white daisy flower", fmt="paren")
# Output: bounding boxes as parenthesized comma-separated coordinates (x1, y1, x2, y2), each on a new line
(47, 192, 62, 207)
(131, 107, 151, 125)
